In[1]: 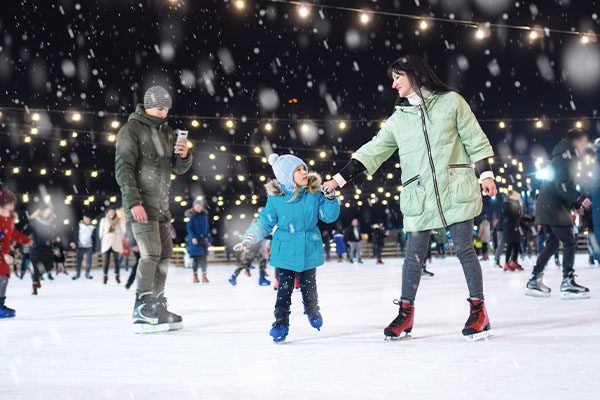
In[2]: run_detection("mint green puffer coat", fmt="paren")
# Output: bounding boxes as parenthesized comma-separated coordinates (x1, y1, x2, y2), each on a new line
(352, 91, 494, 232)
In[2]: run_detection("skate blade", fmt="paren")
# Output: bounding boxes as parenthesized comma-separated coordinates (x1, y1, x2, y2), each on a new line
(384, 331, 412, 341)
(525, 289, 551, 298)
(169, 322, 183, 331)
(560, 292, 591, 300)
(465, 330, 492, 342)
(132, 323, 171, 334)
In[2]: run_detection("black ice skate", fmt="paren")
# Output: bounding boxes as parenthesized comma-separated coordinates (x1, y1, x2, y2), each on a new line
(153, 296, 183, 331)
(525, 273, 551, 298)
(421, 265, 434, 277)
(560, 273, 590, 299)
(132, 294, 170, 334)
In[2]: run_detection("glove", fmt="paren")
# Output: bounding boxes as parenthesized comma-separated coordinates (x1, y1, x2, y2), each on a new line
(321, 187, 336, 200)
(233, 238, 253, 253)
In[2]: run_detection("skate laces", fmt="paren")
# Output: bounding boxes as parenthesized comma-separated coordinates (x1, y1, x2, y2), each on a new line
(390, 299, 412, 327)
(466, 301, 483, 325)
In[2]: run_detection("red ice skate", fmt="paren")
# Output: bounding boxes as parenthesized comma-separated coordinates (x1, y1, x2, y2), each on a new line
(462, 298, 491, 341)
(383, 300, 414, 339)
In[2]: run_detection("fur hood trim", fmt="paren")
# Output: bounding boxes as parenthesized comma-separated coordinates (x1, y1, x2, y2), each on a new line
(264, 172, 323, 196)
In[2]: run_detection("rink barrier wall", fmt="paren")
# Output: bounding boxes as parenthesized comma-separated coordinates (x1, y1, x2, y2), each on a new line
(19, 233, 591, 269)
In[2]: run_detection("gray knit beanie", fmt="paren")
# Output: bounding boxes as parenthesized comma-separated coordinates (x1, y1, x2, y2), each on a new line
(143, 86, 172, 109)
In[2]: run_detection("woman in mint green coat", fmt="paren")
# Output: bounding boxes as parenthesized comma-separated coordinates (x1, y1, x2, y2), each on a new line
(323, 55, 497, 341)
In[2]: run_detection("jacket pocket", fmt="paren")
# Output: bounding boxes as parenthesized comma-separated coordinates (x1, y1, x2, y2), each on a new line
(448, 164, 479, 203)
(273, 234, 294, 256)
(400, 175, 426, 217)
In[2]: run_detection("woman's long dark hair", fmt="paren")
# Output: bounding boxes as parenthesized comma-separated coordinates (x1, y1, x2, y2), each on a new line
(387, 54, 453, 105)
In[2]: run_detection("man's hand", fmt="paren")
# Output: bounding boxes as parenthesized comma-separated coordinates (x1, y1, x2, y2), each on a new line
(481, 178, 497, 196)
(131, 204, 148, 224)
(322, 179, 339, 193)
(70, 242, 76, 250)
(192, 238, 198, 245)
(174, 139, 189, 159)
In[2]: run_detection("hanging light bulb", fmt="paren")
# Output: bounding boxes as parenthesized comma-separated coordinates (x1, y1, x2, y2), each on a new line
(191, 119, 200, 128)
(234, 0, 245, 10)
(338, 121, 347, 130)
(264, 122, 273, 132)
(31, 112, 41, 121)
(297, 4, 310, 19)
(110, 120, 120, 129)
(225, 119, 235, 129)
(419, 19, 429, 31)
(498, 121, 506, 129)
(359, 12, 370, 25)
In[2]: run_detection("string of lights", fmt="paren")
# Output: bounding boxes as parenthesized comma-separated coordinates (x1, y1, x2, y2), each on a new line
(242, 0, 598, 42)
(2, 105, 599, 131)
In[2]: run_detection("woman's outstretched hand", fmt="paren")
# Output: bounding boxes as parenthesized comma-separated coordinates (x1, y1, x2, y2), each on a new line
(322, 179, 339, 193)
(481, 178, 497, 196)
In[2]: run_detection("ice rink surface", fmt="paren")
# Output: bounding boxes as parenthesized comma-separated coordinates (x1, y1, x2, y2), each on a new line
(1, 255, 599, 400)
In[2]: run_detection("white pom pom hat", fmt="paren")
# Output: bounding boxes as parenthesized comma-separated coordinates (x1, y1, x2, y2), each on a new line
(268, 153, 308, 189)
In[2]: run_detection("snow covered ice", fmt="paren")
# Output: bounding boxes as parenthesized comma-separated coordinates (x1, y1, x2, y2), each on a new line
(2, 255, 599, 399)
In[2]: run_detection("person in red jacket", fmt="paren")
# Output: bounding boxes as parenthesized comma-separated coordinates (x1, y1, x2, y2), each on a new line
(0, 184, 32, 318)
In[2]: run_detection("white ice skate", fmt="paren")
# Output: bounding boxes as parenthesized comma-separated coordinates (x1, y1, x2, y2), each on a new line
(560, 273, 590, 300)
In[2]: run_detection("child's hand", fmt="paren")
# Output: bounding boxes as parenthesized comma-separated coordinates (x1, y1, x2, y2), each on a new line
(233, 238, 252, 253)
(321, 187, 337, 200)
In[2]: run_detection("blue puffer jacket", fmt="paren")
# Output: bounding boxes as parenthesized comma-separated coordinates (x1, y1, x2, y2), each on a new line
(244, 173, 341, 272)
(186, 210, 211, 257)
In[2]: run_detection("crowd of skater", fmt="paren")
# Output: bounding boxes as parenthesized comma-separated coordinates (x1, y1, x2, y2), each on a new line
(0, 55, 596, 343)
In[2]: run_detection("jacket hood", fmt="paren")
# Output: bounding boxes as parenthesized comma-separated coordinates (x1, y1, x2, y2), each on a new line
(264, 172, 322, 196)
(128, 104, 167, 127)
(185, 208, 207, 218)
(552, 139, 579, 159)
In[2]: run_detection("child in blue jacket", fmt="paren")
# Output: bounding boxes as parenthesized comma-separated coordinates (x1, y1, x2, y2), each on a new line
(235, 153, 340, 342)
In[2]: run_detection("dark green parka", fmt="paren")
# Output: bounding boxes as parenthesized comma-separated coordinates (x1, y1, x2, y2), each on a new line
(115, 105, 193, 222)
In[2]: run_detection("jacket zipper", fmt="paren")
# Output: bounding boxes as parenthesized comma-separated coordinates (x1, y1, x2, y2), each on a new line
(403, 175, 420, 187)
(448, 163, 473, 169)
(418, 105, 448, 227)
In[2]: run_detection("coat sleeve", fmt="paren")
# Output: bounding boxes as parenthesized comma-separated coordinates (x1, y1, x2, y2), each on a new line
(552, 156, 586, 207)
(244, 196, 278, 245)
(454, 92, 495, 164)
(98, 219, 106, 240)
(11, 228, 31, 245)
(115, 124, 143, 210)
(350, 116, 398, 177)
(318, 193, 341, 224)
(186, 218, 195, 240)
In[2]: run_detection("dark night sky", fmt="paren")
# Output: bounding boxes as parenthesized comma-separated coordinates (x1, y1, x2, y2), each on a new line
(1, 0, 599, 238)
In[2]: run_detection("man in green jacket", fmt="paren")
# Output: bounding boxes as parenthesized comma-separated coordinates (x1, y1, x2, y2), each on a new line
(115, 86, 193, 334)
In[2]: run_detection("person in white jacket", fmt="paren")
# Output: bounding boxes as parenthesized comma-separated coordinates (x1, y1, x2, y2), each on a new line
(99, 207, 125, 284)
